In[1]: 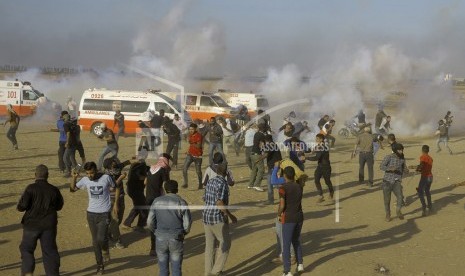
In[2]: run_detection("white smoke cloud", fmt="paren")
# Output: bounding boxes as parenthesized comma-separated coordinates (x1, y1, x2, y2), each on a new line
(259, 44, 459, 136)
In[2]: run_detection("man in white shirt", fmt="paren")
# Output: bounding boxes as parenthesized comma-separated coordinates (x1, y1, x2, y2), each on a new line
(173, 114, 187, 148)
(219, 118, 238, 157)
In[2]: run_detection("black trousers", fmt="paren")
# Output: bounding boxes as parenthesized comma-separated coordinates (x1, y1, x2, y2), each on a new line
(109, 197, 125, 242)
(166, 139, 179, 166)
(314, 165, 334, 196)
(87, 212, 110, 266)
(58, 142, 66, 172)
(20, 227, 60, 276)
(123, 192, 147, 228)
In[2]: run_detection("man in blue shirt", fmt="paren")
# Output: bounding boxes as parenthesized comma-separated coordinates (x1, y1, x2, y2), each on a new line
(147, 180, 192, 276)
(57, 111, 68, 173)
(70, 161, 119, 275)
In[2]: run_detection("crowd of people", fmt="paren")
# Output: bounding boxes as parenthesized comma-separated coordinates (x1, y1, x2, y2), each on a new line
(12, 105, 457, 276)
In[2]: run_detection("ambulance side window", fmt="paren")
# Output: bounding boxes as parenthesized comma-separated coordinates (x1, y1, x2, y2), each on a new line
(186, 95, 197, 105)
(200, 96, 216, 107)
(154, 102, 174, 114)
(121, 101, 150, 113)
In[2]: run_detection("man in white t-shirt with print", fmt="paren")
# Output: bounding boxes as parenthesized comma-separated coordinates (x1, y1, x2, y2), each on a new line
(70, 161, 119, 275)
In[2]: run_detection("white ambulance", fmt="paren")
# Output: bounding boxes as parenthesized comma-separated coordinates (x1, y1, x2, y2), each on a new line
(0, 80, 45, 116)
(159, 92, 234, 121)
(215, 90, 269, 115)
(78, 88, 191, 135)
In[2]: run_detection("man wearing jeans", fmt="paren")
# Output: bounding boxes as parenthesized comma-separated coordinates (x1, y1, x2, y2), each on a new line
(248, 124, 266, 191)
(353, 127, 374, 186)
(70, 162, 119, 275)
(97, 123, 119, 171)
(182, 123, 203, 189)
(147, 180, 192, 276)
(203, 163, 237, 276)
(278, 166, 304, 275)
(380, 143, 409, 222)
(414, 145, 434, 216)
(18, 165, 64, 276)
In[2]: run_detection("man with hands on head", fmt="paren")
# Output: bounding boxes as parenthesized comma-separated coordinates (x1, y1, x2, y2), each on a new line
(70, 161, 119, 275)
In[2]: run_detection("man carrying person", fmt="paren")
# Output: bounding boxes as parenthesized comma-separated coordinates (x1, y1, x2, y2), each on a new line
(70, 161, 119, 274)
(182, 123, 203, 189)
(380, 143, 409, 222)
(147, 180, 192, 276)
(18, 164, 64, 276)
(219, 117, 239, 157)
(203, 163, 237, 276)
(352, 126, 375, 187)
(379, 115, 392, 136)
(317, 114, 330, 130)
(173, 113, 188, 142)
(321, 119, 336, 149)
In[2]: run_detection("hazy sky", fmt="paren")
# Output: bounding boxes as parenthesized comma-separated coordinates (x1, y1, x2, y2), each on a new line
(1, 0, 465, 76)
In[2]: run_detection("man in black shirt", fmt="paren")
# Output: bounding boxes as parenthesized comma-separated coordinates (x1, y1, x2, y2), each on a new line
(307, 133, 334, 202)
(18, 164, 64, 276)
(260, 134, 282, 204)
(122, 159, 149, 232)
(162, 118, 181, 169)
(248, 124, 267, 191)
(63, 114, 78, 177)
(150, 109, 165, 129)
(317, 115, 330, 130)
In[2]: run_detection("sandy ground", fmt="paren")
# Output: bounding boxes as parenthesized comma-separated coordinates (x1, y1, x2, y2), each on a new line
(1, 121, 465, 276)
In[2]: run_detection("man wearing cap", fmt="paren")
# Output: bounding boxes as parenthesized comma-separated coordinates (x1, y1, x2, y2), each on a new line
(147, 180, 192, 276)
(97, 123, 119, 171)
(352, 126, 374, 186)
(380, 143, 409, 222)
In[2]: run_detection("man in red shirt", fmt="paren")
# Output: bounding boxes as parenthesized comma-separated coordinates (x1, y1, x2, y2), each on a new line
(182, 123, 203, 189)
(415, 145, 433, 216)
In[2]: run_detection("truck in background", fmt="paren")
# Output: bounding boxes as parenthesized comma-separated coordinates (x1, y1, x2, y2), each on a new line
(78, 88, 191, 135)
(215, 90, 269, 115)
(159, 91, 234, 121)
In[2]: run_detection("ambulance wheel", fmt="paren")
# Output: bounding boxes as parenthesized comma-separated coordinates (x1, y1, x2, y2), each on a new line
(91, 121, 104, 137)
